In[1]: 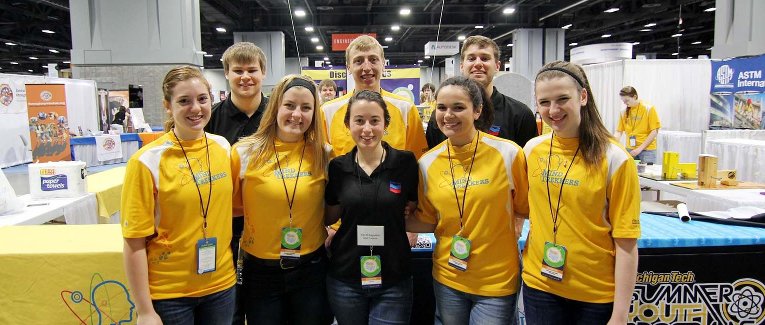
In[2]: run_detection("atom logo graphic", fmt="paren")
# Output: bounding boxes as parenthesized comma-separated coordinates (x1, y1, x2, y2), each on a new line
(724, 279, 765, 324)
(102, 138, 116, 151)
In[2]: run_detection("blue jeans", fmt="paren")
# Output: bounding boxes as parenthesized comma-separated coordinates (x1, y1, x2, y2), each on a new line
(152, 286, 235, 325)
(327, 275, 413, 325)
(522, 284, 612, 325)
(241, 251, 331, 325)
(433, 280, 517, 325)
(634, 149, 656, 164)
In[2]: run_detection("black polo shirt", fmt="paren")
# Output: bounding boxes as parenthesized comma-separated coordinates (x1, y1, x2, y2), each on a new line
(325, 143, 418, 288)
(425, 86, 537, 148)
(205, 93, 268, 145)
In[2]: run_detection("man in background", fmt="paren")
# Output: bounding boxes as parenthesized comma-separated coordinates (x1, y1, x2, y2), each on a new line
(318, 79, 338, 105)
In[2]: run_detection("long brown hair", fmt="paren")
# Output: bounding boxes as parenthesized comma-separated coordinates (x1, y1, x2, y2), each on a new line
(236, 74, 328, 174)
(535, 61, 612, 166)
(161, 66, 211, 131)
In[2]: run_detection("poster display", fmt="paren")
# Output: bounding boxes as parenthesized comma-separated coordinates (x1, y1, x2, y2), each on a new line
(0, 75, 35, 167)
(710, 54, 765, 129)
(301, 67, 349, 96)
(25, 84, 71, 163)
(381, 65, 421, 104)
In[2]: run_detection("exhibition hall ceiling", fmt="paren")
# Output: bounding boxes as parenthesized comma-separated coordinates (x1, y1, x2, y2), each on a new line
(0, 0, 716, 74)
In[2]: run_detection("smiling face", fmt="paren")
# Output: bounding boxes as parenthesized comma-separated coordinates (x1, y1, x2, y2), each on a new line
(225, 60, 264, 100)
(460, 44, 501, 88)
(320, 85, 336, 102)
(535, 76, 588, 138)
(164, 78, 212, 140)
(435, 85, 481, 146)
(347, 99, 387, 150)
(276, 86, 315, 142)
(348, 47, 384, 92)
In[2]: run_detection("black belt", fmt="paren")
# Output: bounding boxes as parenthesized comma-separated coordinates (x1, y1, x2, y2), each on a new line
(244, 247, 326, 270)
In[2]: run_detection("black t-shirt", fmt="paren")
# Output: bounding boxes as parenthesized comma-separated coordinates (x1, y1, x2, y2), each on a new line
(325, 143, 418, 287)
(425, 86, 537, 148)
(204, 93, 268, 145)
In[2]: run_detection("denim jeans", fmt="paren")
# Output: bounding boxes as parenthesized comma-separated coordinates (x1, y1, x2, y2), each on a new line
(522, 284, 613, 325)
(152, 286, 235, 325)
(433, 280, 517, 325)
(327, 275, 413, 325)
(635, 149, 656, 164)
(241, 251, 331, 325)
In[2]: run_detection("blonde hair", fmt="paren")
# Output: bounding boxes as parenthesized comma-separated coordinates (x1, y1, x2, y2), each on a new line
(161, 66, 211, 131)
(222, 42, 267, 74)
(345, 35, 385, 67)
(461, 35, 500, 62)
(237, 74, 328, 174)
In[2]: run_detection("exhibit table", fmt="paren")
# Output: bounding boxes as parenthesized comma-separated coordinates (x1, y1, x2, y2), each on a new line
(86, 166, 126, 223)
(705, 138, 765, 183)
(410, 213, 765, 325)
(70, 133, 142, 167)
(0, 193, 98, 226)
(656, 130, 702, 163)
(0, 224, 134, 324)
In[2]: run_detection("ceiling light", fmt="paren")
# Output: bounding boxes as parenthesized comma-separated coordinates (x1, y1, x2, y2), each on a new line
(457, 35, 466, 41)
(42, 65, 48, 68)
(385, 36, 393, 42)
(204, 54, 213, 57)
(707, 47, 712, 50)
(399, 8, 411, 15)
(63, 61, 70, 64)
(704, 7, 716, 12)
(475, 25, 484, 29)
(42, 29, 55, 34)
(687, 57, 693, 59)
(562, 24, 572, 30)
(29, 56, 38, 60)
(672, 33, 682, 37)
(216, 27, 226, 33)
(295, 9, 306, 17)
(632, 42, 640, 45)
(691, 41, 701, 45)
(672, 52, 679, 56)
(604, 8, 620, 13)
(323, 57, 329, 61)
(311, 37, 319, 43)
(5, 42, 16, 46)
(601, 34, 611, 38)
(305, 26, 314, 32)
(316, 45, 324, 50)
(49, 49, 59, 53)
(328, 64, 333, 67)
(417, 60, 423, 63)
(645, 23, 656, 27)
(424, 56, 431, 59)
(220, 58, 223, 62)
(502, 7, 516, 15)
(507, 43, 513, 47)
(28, 70, 33, 72)
(569, 42, 578, 46)
(10, 62, 18, 65)
(391, 25, 400, 31)
(640, 29, 652, 32)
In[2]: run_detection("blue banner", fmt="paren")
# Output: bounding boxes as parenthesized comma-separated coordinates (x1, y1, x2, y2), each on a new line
(710, 54, 765, 129)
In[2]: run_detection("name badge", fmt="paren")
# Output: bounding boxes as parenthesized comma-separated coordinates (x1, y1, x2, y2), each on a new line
(197, 237, 217, 274)
(448, 235, 471, 271)
(541, 241, 567, 281)
(357, 225, 385, 246)
(360, 255, 382, 288)
(280, 227, 303, 260)
(629, 136, 637, 147)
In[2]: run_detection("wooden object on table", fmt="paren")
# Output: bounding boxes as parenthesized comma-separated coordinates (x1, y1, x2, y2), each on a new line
(718, 169, 738, 186)
(698, 154, 718, 188)
(671, 181, 765, 190)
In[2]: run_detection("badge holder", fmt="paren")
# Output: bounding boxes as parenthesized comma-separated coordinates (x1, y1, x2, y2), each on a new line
(280, 227, 302, 269)
(360, 254, 382, 289)
(541, 241, 567, 281)
(629, 136, 637, 147)
(197, 237, 217, 274)
(448, 235, 471, 271)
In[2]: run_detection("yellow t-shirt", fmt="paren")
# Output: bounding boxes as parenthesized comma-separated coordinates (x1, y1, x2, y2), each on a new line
(616, 100, 661, 150)
(232, 139, 327, 259)
(416, 131, 529, 297)
(522, 134, 641, 303)
(121, 132, 235, 300)
(321, 89, 428, 158)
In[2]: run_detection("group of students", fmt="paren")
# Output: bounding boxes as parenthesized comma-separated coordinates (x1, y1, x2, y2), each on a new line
(121, 34, 643, 325)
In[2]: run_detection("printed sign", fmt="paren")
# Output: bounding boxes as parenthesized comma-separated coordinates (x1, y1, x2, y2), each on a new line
(710, 54, 765, 129)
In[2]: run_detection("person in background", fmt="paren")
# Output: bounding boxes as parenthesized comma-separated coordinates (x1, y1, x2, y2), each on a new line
(426, 35, 537, 149)
(231, 74, 331, 325)
(112, 106, 128, 126)
(324, 90, 418, 324)
(319, 79, 338, 105)
(122, 66, 236, 324)
(614, 86, 661, 164)
(321, 35, 424, 250)
(522, 61, 640, 325)
(420, 83, 436, 121)
(204, 41, 269, 325)
(408, 76, 529, 325)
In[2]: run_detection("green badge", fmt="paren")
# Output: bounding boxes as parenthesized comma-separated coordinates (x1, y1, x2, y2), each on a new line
(448, 235, 471, 271)
(281, 227, 303, 250)
(360, 255, 382, 277)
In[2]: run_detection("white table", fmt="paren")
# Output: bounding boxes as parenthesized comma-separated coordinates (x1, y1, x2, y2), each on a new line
(705, 138, 765, 183)
(638, 165, 765, 212)
(656, 130, 702, 163)
(70, 133, 141, 167)
(0, 193, 98, 226)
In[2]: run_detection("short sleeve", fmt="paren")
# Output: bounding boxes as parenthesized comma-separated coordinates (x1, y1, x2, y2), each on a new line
(231, 145, 244, 215)
(648, 106, 661, 130)
(607, 158, 641, 239)
(510, 148, 530, 215)
(325, 158, 341, 206)
(404, 151, 419, 202)
(415, 170, 437, 224)
(121, 158, 157, 238)
(405, 104, 429, 158)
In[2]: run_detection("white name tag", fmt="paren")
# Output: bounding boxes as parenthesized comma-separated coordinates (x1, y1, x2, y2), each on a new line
(357, 225, 385, 246)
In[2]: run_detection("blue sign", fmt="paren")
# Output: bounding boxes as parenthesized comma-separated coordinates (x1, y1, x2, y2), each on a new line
(41, 174, 68, 191)
(710, 54, 765, 129)
(711, 54, 765, 94)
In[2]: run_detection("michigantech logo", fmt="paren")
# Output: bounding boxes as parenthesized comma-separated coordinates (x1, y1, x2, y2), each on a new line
(716, 65, 734, 86)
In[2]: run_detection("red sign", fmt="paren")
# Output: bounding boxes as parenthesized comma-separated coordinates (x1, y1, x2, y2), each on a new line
(331, 33, 377, 51)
